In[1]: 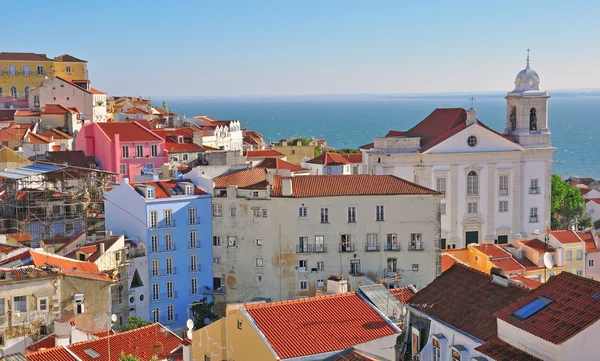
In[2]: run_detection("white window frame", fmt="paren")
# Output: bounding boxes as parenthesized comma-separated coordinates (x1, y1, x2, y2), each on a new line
(347, 206, 356, 223)
(436, 177, 446, 197)
(256, 257, 264, 268)
(320, 207, 329, 223)
(166, 257, 174, 274)
(212, 236, 221, 247)
(189, 230, 198, 248)
(566, 251, 572, 261)
(577, 250, 583, 260)
(190, 277, 199, 295)
(317, 261, 325, 270)
(166, 304, 175, 321)
(189, 207, 197, 224)
(151, 144, 158, 157)
(152, 307, 160, 323)
(299, 206, 307, 217)
(149, 211, 158, 228)
(299, 280, 308, 290)
(36, 65, 44, 76)
(37, 297, 49, 312)
(136, 144, 143, 157)
(467, 202, 477, 214)
(376, 205, 385, 221)
(164, 209, 173, 227)
(122, 145, 129, 158)
(151, 259, 159, 276)
(467, 171, 479, 196)
(166, 281, 174, 298)
(213, 204, 222, 217)
(165, 233, 173, 251)
(499, 174, 509, 195)
(151, 235, 159, 252)
(120, 164, 126, 175)
(190, 254, 198, 272)
(499, 200, 508, 213)
(152, 283, 160, 300)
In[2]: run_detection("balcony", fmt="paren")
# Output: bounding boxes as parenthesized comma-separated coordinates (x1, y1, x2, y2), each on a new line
(296, 245, 328, 253)
(529, 187, 541, 195)
(158, 220, 176, 228)
(150, 267, 177, 277)
(408, 245, 424, 251)
(188, 217, 200, 225)
(384, 244, 401, 251)
(339, 243, 355, 253)
(365, 244, 380, 252)
(204, 285, 225, 295)
(150, 245, 177, 253)
(499, 189, 509, 196)
(189, 264, 202, 273)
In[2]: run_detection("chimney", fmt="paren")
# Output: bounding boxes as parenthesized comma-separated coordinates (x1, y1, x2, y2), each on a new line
(282, 178, 293, 196)
(491, 274, 510, 287)
(266, 172, 274, 186)
(466, 108, 477, 125)
(99, 242, 105, 255)
(192, 130, 203, 146)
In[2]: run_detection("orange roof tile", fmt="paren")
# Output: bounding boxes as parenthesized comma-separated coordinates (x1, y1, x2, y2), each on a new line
(40, 128, 73, 140)
(586, 197, 600, 205)
(244, 149, 285, 159)
(520, 238, 556, 253)
(495, 272, 600, 344)
(43, 104, 78, 115)
(441, 253, 463, 272)
(307, 152, 362, 165)
(123, 107, 151, 115)
(255, 158, 310, 173)
(26, 335, 57, 352)
(577, 231, 598, 252)
(26, 345, 75, 361)
(90, 88, 106, 95)
(472, 243, 512, 259)
(245, 292, 397, 359)
(0, 126, 28, 141)
(271, 175, 440, 197)
(551, 230, 584, 244)
(97, 121, 162, 142)
(7, 232, 33, 242)
(214, 168, 269, 188)
(24, 132, 52, 144)
(0, 52, 51, 61)
(15, 110, 41, 117)
(407, 264, 531, 342)
(390, 286, 416, 303)
(66, 323, 182, 361)
(509, 275, 543, 290)
(130, 179, 207, 198)
(493, 258, 525, 274)
(475, 338, 542, 361)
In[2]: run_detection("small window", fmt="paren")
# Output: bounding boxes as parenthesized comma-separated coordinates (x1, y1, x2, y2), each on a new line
(213, 257, 221, 264)
(467, 135, 478, 147)
(299, 280, 308, 290)
(256, 239, 263, 246)
(256, 274, 263, 283)
(37, 297, 48, 311)
(499, 200, 508, 212)
(299, 206, 307, 217)
(529, 207, 538, 223)
(566, 251, 572, 261)
(230, 208, 237, 217)
(212, 236, 221, 247)
(213, 204, 222, 217)
(467, 202, 478, 214)
(577, 250, 583, 260)
(440, 203, 446, 215)
(376, 205, 385, 221)
(237, 320, 243, 329)
(412, 264, 419, 272)
(590, 259, 595, 268)
(189, 230, 198, 248)
(228, 236, 237, 247)
(317, 261, 325, 270)
(436, 177, 446, 197)
(66, 66, 72, 73)
(36, 66, 44, 76)
(256, 258, 263, 268)
(120, 164, 126, 175)
(347, 206, 356, 223)
(576, 270, 583, 276)
(451, 349, 461, 361)
(317, 279, 325, 287)
(499, 174, 509, 195)
(262, 209, 268, 218)
(320, 207, 329, 223)
(467, 171, 479, 196)
(13, 295, 27, 312)
(252, 191, 259, 197)
(512, 296, 553, 320)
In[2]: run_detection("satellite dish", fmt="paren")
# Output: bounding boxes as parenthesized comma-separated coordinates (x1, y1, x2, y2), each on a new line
(543, 252, 554, 269)
(111, 314, 118, 323)
(186, 319, 194, 330)
(532, 229, 540, 236)
(392, 305, 404, 319)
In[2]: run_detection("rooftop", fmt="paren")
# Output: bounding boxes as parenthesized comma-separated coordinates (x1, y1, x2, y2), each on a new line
(550, 230, 584, 244)
(42, 104, 78, 115)
(40, 128, 73, 140)
(472, 243, 512, 259)
(244, 149, 285, 159)
(213, 168, 269, 189)
(509, 275, 543, 290)
(390, 286, 416, 304)
(0, 266, 60, 283)
(25, 345, 74, 361)
(96, 121, 162, 142)
(519, 238, 556, 253)
(577, 231, 598, 252)
(475, 337, 542, 361)
(407, 264, 531, 342)
(495, 272, 600, 344)
(255, 157, 310, 173)
(54, 54, 87, 62)
(6, 232, 33, 243)
(306, 152, 363, 166)
(0, 52, 51, 61)
(131, 179, 207, 198)
(33, 150, 99, 169)
(245, 292, 397, 359)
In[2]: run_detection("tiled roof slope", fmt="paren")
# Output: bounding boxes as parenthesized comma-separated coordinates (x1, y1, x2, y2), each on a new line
(26, 346, 74, 361)
(54, 54, 87, 62)
(390, 286, 416, 304)
(271, 175, 440, 197)
(495, 272, 600, 344)
(130, 180, 207, 198)
(306, 152, 362, 165)
(407, 264, 531, 342)
(255, 158, 309, 172)
(213, 168, 268, 188)
(576, 231, 597, 252)
(245, 149, 285, 158)
(520, 238, 556, 252)
(509, 275, 543, 290)
(43, 104, 78, 115)
(550, 230, 584, 244)
(0, 267, 59, 283)
(472, 243, 512, 259)
(245, 292, 397, 359)
(66, 323, 182, 361)
(97, 121, 162, 142)
(0, 52, 51, 61)
(475, 337, 542, 361)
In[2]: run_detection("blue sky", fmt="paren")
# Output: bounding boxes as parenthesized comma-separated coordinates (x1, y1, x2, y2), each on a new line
(9, 0, 599, 96)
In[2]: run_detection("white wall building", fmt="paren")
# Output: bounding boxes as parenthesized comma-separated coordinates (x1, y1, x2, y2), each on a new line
(187, 116, 244, 151)
(362, 57, 554, 248)
(211, 169, 442, 308)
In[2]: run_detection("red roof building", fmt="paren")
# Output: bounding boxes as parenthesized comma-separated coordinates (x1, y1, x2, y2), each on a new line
(255, 157, 310, 174)
(245, 149, 285, 159)
(390, 286, 416, 304)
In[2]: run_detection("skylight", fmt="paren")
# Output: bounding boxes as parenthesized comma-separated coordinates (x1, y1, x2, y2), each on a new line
(83, 348, 101, 358)
(593, 292, 600, 299)
(513, 296, 553, 320)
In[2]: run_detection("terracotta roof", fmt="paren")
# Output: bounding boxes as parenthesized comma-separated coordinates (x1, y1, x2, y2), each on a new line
(255, 158, 310, 173)
(512, 257, 545, 271)
(493, 258, 525, 274)
(245, 149, 285, 159)
(358, 142, 374, 150)
(96, 121, 162, 142)
(0, 267, 60, 283)
(0, 249, 109, 281)
(441, 253, 464, 272)
(0, 126, 28, 141)
(306, 152, 362, 165)
(333, 351, 379, 361)
(472, 243, 512, 259)
(245, 292, 397, 359)
(214, 168, 269, 188)
(509, 275, 543, 290)
(123, 107, 151, 115)
(90, 88, 106, 95)
(407, 264, 531, 342)
(89, 329, 116, 337)
(475, 338, 542, 361)
(152, 128, 206, 152)
(271, 175, 440, 198)
(520, 238, 556, 253)
(7, 232, 33, 242)
(551, 230, 584, 244)
(577, 231, 598, 252)
(390, 286, 416, 303)
(24, 132, 52, 144)
(54, 54, 87, 62)
(0, 243, 23, 254)
(495, 272, 600, 344)
(15, 110, 41, 117)
(43, 104, 78, 115)
(0, 52, 51, 61)
(130, 179, 207, 198)
(34, 150, 98, 169)
(54, 232, 86, 253)
(586, 198, 600, 205)
(26, 345, 74, 361)
(26, 335, 57, 352)
(66, 323, 182, 361)
(40, 128, 73, 139)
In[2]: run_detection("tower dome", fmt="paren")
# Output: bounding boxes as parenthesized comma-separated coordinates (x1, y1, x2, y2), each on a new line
(511, 51, 543, 94)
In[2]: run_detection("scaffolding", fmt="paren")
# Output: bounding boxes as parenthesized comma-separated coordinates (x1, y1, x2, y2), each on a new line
(0, 163, 117, 246)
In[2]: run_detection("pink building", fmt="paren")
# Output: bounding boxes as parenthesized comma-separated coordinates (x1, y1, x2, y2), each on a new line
(578, 230, 600, 280)
(75, 120, 167, 182)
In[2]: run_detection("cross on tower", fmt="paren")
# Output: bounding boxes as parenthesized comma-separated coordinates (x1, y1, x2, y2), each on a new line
(526, 48, 530, 68)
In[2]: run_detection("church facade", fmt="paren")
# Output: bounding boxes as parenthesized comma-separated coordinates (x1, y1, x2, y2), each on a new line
(361, 57, 555, 249)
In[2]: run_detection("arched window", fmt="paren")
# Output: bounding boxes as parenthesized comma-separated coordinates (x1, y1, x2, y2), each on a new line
(510, 106, 516, 131)
(467, 171, 478, 196)
(529, 108, 537, 131)
(24, 86, 30, 100)
(10, 86, 17, 98)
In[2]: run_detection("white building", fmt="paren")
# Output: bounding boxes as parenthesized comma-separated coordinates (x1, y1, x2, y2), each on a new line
(586, 198, 600, 223)
(211, 169, 442, 308)
(362, 57, 554, 248)
(187, 116, 243, 151)
(301, 152, 363, 175)
(28, 76, 107, 124)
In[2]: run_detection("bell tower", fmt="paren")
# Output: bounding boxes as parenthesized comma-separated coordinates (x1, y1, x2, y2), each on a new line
(504, 50, 551, 148)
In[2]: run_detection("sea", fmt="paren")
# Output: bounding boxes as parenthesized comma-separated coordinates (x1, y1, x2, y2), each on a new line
(155, 93, 600, 179)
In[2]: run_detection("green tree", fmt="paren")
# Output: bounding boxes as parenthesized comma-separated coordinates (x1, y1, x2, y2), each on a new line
(191, 297, 220, 329)
(289, 137, 312, 146)
(330, 148, 361, 154)
(119, 316, 151, 332)
(119, 353, 157, 361)
(551, 174, 592, 230)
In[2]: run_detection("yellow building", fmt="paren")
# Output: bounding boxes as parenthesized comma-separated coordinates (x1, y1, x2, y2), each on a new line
(0, 52, 88, 100)
(271, 139, 316, 165)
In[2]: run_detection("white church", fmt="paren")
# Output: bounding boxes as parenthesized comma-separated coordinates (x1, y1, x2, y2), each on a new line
(361, 55, 554, 248)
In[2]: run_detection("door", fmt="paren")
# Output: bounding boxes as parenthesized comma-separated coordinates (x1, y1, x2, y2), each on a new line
(497, 235, 508, 244)
(440, 238, 447, 249)
(350, 260, 361, 275)
(465, 231, 479, 245)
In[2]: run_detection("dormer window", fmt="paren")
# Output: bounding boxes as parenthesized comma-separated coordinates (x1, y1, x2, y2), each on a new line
(185, 185, 193, 195)
(146, 187, 155, 199)
(178, 136, 184, 144)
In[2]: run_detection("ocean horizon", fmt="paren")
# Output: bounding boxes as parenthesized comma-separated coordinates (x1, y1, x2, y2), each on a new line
(154, 93, 600, 179)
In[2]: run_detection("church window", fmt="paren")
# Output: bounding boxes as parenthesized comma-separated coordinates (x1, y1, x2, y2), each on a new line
(467, 171, 479, 196)
(529, 108, 537, 131)
(510, 106, 516, 131)
(467, 136, 478, 147)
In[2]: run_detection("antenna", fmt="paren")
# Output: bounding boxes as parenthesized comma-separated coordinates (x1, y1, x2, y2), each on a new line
(469, 97, 475, 109)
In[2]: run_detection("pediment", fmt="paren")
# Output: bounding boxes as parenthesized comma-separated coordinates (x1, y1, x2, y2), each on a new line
(425, 123, 525, 154)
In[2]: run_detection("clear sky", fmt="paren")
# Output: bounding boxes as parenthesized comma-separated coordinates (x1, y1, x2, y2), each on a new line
(9, 0, 599, 96)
